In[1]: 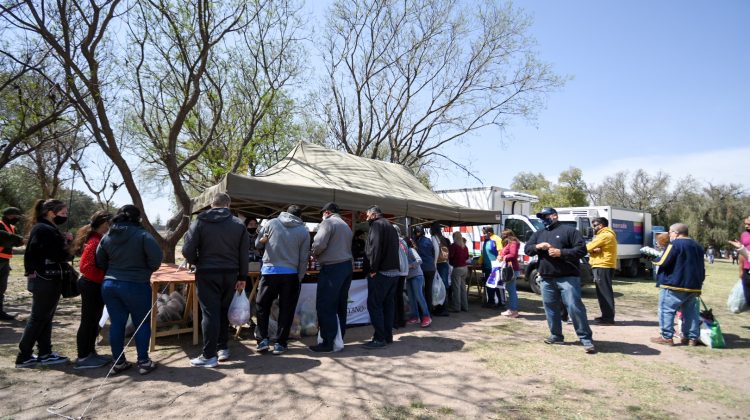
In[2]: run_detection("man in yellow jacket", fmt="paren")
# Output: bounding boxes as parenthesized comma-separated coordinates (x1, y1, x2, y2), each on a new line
(586, 217, 617, 325)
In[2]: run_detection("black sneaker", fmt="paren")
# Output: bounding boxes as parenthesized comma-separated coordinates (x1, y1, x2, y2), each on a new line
(363, 340, 387, 349)
(39, 352, 69, 366)
(593, 317, 615, 325)
(15, 355, 39, 369)
(543, 336, 565, 345)
(111, 360, 133, 375)
(137, 359, 157, 375)
(308, 344, 334, 353)
(0, 311, 17, 321)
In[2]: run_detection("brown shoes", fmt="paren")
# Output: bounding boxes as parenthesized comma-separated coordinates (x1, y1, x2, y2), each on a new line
(680, 338, 701, 346)
(650, 336, 674, 346)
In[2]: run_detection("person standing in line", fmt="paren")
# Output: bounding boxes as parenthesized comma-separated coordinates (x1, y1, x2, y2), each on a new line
(309, 202, 353, 353)
(650, 223, 705, 346)
(15, 199, 73, 368)
(71, 210, 113, 369)
(413, 227, 437, 313)
(405, 237, 431, 327)
(448, 231, 469, 312)
(1, 207, 24, 321)
(182, 193, 249, 367)
(479, 226, 503, 308)
(525, 207, 596, 354)
(254, 205, 310, 355)
(392, 224, 408, 329)
(499, 229, 521, 318)
(586, 217, 618, 325)
(352, 229, 366, 261)
(430, 223, 450, 316)
(97, 205, 163, 374)
(364, 205, 400, 348)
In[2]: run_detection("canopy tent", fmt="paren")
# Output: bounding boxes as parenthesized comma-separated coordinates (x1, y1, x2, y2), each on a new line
(191, 142, 499, 225)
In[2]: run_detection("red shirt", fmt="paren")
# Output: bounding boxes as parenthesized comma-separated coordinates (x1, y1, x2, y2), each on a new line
(448, 243, 469, 267)
(79, 232, 105, 283)
(500, 240, 520, 270)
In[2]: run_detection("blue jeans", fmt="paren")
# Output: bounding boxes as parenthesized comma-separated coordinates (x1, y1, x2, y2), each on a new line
(506, 270, 520, 311)
(316, 261, 353, 347)
(540, 276, 593, 346)
(406, 275, 430, 319)
(102, 280, 152, 363)
(658, 288, 700, 340)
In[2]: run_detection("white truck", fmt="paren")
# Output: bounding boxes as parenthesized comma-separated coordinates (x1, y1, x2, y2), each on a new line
(436, 187, 592, 294)
(555, 206, 652, 277)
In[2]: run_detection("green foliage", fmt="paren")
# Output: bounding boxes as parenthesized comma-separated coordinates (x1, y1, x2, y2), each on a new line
(510, 167, 588, 212)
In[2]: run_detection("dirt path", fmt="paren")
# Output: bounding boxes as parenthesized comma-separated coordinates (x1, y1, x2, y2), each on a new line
(1, 269, 749, 419)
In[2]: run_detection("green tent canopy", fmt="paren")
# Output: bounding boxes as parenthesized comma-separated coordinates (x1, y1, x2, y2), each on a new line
(191, 142, 500, 225)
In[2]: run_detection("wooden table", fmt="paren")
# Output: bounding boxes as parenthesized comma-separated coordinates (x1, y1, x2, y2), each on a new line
(149, 264, 199, 351)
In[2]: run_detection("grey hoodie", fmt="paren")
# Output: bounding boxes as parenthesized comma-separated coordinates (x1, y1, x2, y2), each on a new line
(96, 222, 163, 283)
(311, 213, 353, 265)
(256, 212, 310, 280)
(181, 207, 250, 275)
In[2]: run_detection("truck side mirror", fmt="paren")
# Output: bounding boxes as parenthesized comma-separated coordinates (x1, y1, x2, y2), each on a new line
(583, 227, 593, 239)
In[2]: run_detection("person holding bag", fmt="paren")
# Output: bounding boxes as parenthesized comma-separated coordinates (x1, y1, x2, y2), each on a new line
(499, 229, 521, 318)
(15, 199, 73, 368)
(71, 210, 113, 369)
(97, 205, 163, 374)
(405, 238, 431, 327)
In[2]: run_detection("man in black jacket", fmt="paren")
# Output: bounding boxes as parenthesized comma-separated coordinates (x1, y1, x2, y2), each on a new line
(364, 205, 400, 349)
(182, 193, 249, 367)
(525, 207, 596, 354)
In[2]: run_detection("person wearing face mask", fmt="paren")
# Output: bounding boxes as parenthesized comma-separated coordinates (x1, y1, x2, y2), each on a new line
(524, 207, 595, 354)
(16, 199, 73, 368)
(586, 217, 618, 325)
(245, 217, 263, 264)
(1, 207, 25, 321)
(309, 202, 353, 353)
(70, 210, 113, 369)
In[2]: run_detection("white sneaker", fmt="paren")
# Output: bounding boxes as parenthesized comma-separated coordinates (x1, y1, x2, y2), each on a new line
(217, 349, 230, 362)
(190, 355, 218, 368)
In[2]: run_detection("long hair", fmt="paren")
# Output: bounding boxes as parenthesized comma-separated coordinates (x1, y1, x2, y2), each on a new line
(25, 198, 66, 237)
(71, 210, 112, 256)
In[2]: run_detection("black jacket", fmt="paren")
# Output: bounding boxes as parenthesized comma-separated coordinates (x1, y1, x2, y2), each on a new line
(182, 207, 250, 276)
(365, 216, 400, 273)
(524, 221, 587, 278)
(24, 218, 72, 276)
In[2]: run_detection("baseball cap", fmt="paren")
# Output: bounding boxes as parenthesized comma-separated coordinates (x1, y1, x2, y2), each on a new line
(535, 207, 557, 219)
(321, 202, 340, 214)
(2, 207, 22, 217)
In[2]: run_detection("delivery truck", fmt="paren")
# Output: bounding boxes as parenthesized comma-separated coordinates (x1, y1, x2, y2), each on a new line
(554, 206, 652, 277)
(436, 187, 592, 294)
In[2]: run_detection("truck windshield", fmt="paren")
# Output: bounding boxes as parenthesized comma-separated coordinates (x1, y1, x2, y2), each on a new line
(529, 218, 544, 231)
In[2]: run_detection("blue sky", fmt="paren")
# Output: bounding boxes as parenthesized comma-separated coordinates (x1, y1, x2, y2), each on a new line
(128, 0, 749, 221)
(434, 0, 749, 191)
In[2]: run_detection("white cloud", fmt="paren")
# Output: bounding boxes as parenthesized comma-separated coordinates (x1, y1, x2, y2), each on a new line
(582, 146, 750, 189)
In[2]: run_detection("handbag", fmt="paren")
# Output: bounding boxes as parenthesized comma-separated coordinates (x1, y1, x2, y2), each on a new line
(38, 262, 81, 298)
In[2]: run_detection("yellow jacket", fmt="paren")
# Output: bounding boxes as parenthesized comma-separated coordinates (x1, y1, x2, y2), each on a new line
(586, 227, 617, 268)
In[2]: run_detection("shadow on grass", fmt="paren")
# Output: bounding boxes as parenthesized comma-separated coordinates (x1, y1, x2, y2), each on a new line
(592, 340, 661, 356)
(722, 333, 750, 349)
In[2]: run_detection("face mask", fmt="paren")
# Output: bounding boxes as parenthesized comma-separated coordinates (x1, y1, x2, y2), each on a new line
(53, 215, 68, 225)
(247, 228, 257, 234)
(368, 219, 374, 226)
(6, 217, 19, 225)
(541, 217, 553, 228)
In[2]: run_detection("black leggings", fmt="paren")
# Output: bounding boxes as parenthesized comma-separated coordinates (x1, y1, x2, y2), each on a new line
(76, 277, 105, 358)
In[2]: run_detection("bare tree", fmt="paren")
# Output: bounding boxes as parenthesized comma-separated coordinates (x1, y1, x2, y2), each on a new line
(320, 0, 563, 172)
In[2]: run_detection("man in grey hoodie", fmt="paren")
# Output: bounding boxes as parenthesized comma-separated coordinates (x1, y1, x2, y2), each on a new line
(309, 202, 353, 353)
(255, 205, 310, 355)
(182, 193, 249, 367)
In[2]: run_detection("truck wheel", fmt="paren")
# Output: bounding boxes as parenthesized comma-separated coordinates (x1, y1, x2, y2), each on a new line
(528, 268, 541, 295)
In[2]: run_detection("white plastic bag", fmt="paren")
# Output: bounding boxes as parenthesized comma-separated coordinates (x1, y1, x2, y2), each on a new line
(727, 279, 746, 314)
(228, 290, 251, 326)
(433, 272, 446, 305)
(316, 315, 345, 351)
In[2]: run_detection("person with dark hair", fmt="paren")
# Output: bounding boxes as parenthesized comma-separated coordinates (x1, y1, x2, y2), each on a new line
(499, 229, 521, 318)
(364, 205, 400, 349)
(429, 223, 450, 316)
(255, 204, 310, 355)
(15, 199, 72, 368)
(651, 223, 705, 346)
(739, 215, 750, 305)
(413, 226, 437, 314)
(183, 193, 249, 367)
(309, 202, 353, 353)
(352, 229, 366, 260)
(1, 207, 24, 321)
(448, 231, 469, 312)
(405, 236, 431, 327)
(525, 207, 595, 354)
(244, 216, 262, 264)
(587, 217, 617, 325)
(96, 204, 163, 374)
(71, 210, 113, 369)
